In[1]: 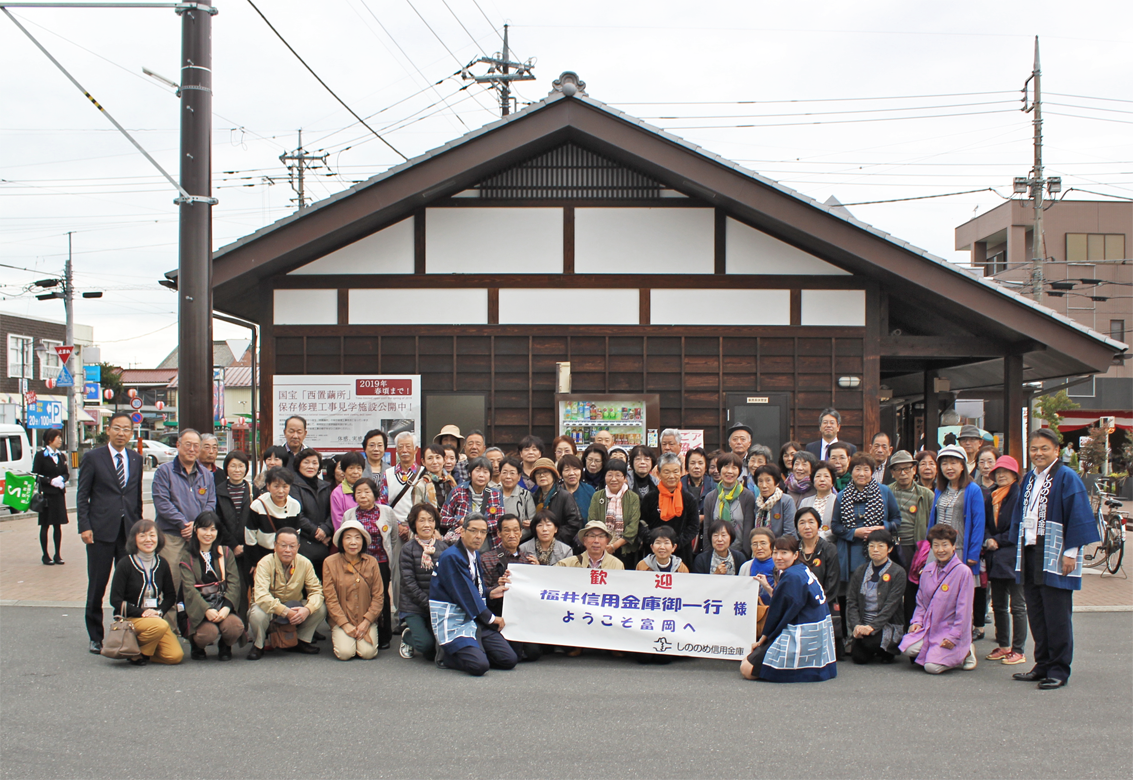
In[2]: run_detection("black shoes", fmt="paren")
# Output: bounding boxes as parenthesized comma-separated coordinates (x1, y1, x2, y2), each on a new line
(191, 647, 208, 661)
(287, 640, 320, 655)
(128, 655, 149, 666)
(42, 555, 54, 565)
(88, 641, 102, 655)
(312, 631, 326, 642)
(246, 646, 263, 660)
(217, 643, 233, 661)
(1012, 670, 1044, 682)
(1038, 678, 1067, 690)
(378, 641, 391, 650)
(53, 555, 64, 565)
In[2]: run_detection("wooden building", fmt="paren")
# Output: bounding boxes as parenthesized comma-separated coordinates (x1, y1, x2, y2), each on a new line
(195, 72, 1126, 458)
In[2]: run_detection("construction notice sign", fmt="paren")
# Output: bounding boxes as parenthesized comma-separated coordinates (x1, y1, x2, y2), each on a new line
(273, 374, 421, 452)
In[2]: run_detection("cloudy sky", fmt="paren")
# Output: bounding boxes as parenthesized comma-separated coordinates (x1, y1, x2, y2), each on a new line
(2, 0, 1130, 367)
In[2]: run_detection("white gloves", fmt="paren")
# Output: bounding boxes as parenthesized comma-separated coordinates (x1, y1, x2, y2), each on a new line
(50, 476, 66, 489)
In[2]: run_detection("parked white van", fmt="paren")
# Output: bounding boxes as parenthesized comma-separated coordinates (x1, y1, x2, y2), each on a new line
(0, 424, 34, 510)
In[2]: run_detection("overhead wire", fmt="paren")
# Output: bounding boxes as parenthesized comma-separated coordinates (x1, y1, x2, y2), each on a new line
(402, 0, 499, 116)
(662, 109, 1018, 129)
(244, 0, 407, 160)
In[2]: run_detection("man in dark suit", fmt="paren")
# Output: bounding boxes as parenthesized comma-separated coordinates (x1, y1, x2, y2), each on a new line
(805, 407, 857, 461)
(76, 410, 144, 654)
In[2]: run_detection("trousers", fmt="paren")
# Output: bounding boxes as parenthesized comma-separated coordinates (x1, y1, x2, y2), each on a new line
(85, 526, 128, 643)
(128, 617, 184, 664)
(902, 639, 952, 675)
(331, 623, 379, 660)
(248, 603, 328, 648)
(850, 631, 892, 665)
(990, 577, 1028, 653)
(441, 625, 518, 677)
(401, 612, 436, 657)
(190, 615, 245, 648)
(1023, 543, 1074, 681)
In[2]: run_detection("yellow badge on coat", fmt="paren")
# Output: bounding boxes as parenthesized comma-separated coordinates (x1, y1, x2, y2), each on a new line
(381, 525, 389, 533)
(882, 573, 891, 582)
(813, 558, 821, 567)
(941, 583, 949, 592)
(198, 487, 206, 495)
(908, 505, 917, 514)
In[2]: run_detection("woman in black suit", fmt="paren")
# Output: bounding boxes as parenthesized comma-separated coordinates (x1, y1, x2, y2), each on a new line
(32, 428, 69, 565)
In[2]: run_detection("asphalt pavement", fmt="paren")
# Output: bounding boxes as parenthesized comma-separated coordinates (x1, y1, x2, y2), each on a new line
(0, 608, 1130, 780)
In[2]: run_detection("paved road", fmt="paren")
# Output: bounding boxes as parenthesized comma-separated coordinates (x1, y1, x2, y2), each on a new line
(1, 608, 1129, 780)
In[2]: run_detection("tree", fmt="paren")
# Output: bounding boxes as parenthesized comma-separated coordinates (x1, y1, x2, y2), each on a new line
(1079, 427, 1109, 475)
(98, 363, 124, 404)
(1032, 391, 1080, 445)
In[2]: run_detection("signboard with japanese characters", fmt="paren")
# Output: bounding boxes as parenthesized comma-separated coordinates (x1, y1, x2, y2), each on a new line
(272, 374, 421, 452)
(502, 565, 758, 660)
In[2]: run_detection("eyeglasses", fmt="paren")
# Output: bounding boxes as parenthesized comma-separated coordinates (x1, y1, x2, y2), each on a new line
(109, 426, 132, 433)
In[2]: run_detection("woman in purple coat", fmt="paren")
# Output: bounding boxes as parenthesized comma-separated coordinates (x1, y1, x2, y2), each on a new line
(899, 524, 976, 673)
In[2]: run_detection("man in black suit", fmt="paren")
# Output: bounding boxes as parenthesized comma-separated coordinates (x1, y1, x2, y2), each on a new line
(805, 408, 857, 461)
(76, 410, 144, 654)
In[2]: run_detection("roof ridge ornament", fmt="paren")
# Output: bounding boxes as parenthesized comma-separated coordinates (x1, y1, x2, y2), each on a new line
(551, 71, 587, 97)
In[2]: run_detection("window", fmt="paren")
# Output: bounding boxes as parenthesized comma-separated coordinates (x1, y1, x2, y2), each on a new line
(40, 339, 62, 379)
(6, 335, 33, 379)
(1113, 320, 1128, 343)
(2, 435, 23, 462)
(1066, 233, 1126, 262)
(984, 251, 1007, 276)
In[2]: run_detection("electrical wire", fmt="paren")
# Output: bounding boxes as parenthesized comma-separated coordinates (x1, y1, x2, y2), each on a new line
(662, 109, 1017, 129)
(642, 99, 1017, 121)
(441, 0, 490, 58)
(1047, 92, 1133, 105)
(403, 0, 499, 117)
(839, 188, 1000, 206)
(244, 0, 407, 160)
(612, 91, 1018, 106)
(469, 0, 503, 40)
(1045, 112, 1133, 126)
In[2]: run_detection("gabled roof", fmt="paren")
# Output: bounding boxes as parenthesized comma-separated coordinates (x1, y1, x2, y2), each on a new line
(191, 77, 1127, 379)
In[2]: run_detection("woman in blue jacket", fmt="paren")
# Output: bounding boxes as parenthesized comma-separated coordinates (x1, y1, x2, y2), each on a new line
(926, 445, 986, 580)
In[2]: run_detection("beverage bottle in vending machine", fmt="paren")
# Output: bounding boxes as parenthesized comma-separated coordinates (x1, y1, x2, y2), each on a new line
(590, 403, 598, 421)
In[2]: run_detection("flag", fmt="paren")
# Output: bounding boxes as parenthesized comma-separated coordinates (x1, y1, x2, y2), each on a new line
(2, 472, 36, 512)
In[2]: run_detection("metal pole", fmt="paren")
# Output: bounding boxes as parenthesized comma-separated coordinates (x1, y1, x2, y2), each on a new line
(65, 231, 77, 466)
(500, 24, 510, 116)
(175, 0, 216, 436)
(1029, 37, 1044, 302)
(296, 129, 305, 209)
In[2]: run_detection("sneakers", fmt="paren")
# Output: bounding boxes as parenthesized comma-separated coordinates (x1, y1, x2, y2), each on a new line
(972, 628, 985, 642)
(399, 642, 414, 659)
(985, 647, 1011, 661)
(1001, 651, 1027, 665)
(962, 647, 978, 671)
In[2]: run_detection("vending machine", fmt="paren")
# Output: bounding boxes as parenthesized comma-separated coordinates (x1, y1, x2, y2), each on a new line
(555, 393, 662, 449)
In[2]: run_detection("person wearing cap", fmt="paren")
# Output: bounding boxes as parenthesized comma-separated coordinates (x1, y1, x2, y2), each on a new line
(433, 425, 466, 483)
(982, 455, 1027, 666)
(440, 456, 505, 546)
(926, 444, 986, 584)
(846, 529, 907, 665)
(1008, 428, 1098, 689)
(322, 519, 385, 660)
(588, 458, 641, 567)
(726, 423, 754, 475)
(339, 477, 396, 650)
(886, 450, 934, 623)
(429, 513, 517, 675)
(805, 408, 857, 462)
(956, 424, 985, 478)
(640, 452, 700, 561)
(530, 457, 584, 552)
(555, 519, 626, 570)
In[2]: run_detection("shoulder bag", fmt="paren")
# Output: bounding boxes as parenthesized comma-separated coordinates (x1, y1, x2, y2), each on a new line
(101, 603, 141, 659)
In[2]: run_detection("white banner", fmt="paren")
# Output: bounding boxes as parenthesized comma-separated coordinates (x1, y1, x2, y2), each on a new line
(502, 565, 757, 660)
(273, 374, 421, 453)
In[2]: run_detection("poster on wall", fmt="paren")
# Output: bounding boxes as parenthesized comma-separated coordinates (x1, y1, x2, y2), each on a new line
(273, 375, 421, 453)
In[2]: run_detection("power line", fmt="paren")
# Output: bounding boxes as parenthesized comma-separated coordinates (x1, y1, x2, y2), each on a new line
(642, 99, 1016, 120)
(244, 0, 406, 160)
(663, 108, 1017, 129)
(403, 0, 499, 116)
(612, 90, 1018, 106)
(441, 0, 490, 57)
(839, 188, 1000, 206)
(1045, 111, 1133, 125)
(1047, 92, 1133, 105)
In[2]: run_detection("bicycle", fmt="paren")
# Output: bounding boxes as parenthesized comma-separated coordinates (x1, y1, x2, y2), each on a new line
(1082, 481, 1126, 575)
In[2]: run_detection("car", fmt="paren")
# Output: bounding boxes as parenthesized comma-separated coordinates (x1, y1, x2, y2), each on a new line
(137, 439, 177, 469)
(0, 424, 34, 512)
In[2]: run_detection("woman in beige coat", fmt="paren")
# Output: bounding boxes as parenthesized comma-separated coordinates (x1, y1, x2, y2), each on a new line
(322, 518, 385, 660)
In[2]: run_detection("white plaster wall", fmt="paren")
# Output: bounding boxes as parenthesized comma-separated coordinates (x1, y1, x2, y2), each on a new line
(800, 289, 866, 326)
(426, 208, 562, 273)
(575, 208, 714, 274)
(649, 289, 791, 325)
(498, 289, 638, 325)
(288, 218, 414, 275)
(349, 288, 488, 324)
(273, 289, 338, 324)
(726, 218, 849, 275)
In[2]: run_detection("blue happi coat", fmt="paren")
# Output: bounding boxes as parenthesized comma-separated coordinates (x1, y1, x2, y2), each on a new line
(1009, 461, 1099, 591)
(429, 540, 495, 651)
(758, 562, 837, 682)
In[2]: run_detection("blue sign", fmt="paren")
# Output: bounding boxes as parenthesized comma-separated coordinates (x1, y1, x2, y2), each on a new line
(85, 381, 100, 402)
(131, 412, 143, 424)
(26, 400, 63, 429)
(55, 365, 74, 387)
(84, 364, 101, 383)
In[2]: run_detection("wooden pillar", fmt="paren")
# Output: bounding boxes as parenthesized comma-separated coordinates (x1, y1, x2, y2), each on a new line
(862, 284, 881, 444)
(258, 285, 275, 461)
(923, 369, 939, 452)
(1003, 353, 1025, 459)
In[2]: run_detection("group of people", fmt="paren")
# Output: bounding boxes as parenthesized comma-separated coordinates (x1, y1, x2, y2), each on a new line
(69, 406, 1097, 686)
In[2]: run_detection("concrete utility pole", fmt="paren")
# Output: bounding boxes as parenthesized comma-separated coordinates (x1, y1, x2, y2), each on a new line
(462, 24, 536, 118)
(279, 130, 329, 211)
(64, 231, 77, 457)
(176, 0, 218, 436)
(1016, 37, 1059, 302)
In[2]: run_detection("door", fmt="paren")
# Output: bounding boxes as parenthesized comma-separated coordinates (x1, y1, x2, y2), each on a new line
(725, 393, 791, 455)
(424, 393, 487, 448)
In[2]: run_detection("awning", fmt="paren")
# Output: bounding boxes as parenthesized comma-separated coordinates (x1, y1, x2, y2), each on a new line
(1051, 412, 1133, 432)
(77, 408, 97, 423)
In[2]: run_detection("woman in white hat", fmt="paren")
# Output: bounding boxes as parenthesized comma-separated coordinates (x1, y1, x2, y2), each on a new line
(322, 518, 385, 660)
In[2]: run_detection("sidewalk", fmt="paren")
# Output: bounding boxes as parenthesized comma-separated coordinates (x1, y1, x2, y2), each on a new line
(2, 507, 1130, 608)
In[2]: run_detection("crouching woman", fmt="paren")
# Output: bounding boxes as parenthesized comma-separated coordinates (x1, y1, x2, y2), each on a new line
(898, 524, 976, 674)
(740, 536, 837, 682)
(322, 519, 385, 660)
(108, 519, 183, 666)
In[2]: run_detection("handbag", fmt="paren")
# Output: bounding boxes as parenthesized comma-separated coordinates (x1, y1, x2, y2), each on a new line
(101, 604, 142, 659)
(29, 490, 46, 514)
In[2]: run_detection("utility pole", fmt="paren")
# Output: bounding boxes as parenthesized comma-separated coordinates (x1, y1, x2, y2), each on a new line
(1016, 37, 1060, 302)
(176, 0, 218, 437)
(462, 24, 536, 118)
(64, 231, 76, 459)
(280, 130, 329, 210)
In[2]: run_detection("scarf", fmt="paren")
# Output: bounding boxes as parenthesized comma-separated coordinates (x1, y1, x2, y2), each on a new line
(991, 484, 1011, 523)
(582, 468, 607, 490)
(535, 482, 559, 513)
(785, 472, 811, 495)
(837, 479, 887, 544)
(535, 539, 557, 566)
(657, 481, 684, 521)
(710, 549, 735, 575)
(755, 487, 784, 514)
(641, 553, 683, 572)
(131, 552, 159, 605)
(416, 535, 437, 570)
(298, 472, 320, 494)
(834, 473, 853, 492)
(716, 481, 743, 524)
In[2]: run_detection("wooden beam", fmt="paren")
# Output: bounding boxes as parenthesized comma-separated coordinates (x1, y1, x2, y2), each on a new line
(488, 288, 500, 324)
(863, 283, 881, 444)
(563, 206, 575, 274)
(639, 289, 651, 325)
(880, 336, 1027, 358)
(789, 289, 801, 327)
(923, 369, 940, 452)
(272, 273, 862, 290)
(337, 288, 349, 325)
(414, 210, 426, 274)
(1003, 352, 1025, 461)
(714, 207, 726, 274)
